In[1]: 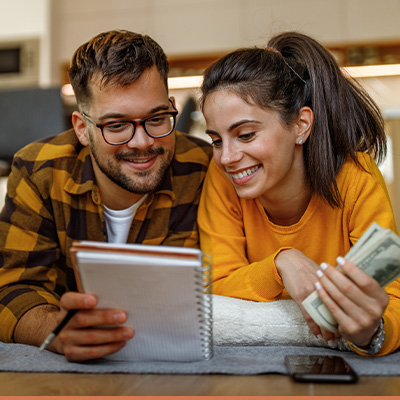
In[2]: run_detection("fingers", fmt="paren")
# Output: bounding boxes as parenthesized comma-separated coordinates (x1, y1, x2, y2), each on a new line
(318, 259, 387, 318)
(317, 263, 365, 322)
(60, 291, 97, 312)
(64, 341, 127, 363)
(319, 327, 341, 346)
(314, 274, 363, 343)
(314, 258, 388, 346)
(336, 257, 387, 303)
(53, 292, 135, 362)
(68, 308, 129, 329)
(299, 306, 321, 336)
(60, 325, 134, 346)
(60, 326, 135, 362)
(60, 292, 129, 327)
(299, 303, 339, 345)
(275, 250, 339, 344)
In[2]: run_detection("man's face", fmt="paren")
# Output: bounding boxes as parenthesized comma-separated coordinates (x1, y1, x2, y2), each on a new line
(80, 67, 175, 207)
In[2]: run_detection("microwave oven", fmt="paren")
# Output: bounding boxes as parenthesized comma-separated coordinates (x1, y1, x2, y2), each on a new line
(0, 38, 40, 88)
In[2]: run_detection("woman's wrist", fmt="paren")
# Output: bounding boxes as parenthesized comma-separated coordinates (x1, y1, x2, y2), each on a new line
(349, 318, 385, 355)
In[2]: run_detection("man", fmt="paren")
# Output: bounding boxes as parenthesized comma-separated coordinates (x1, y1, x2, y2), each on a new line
(0, 30, 212, 362)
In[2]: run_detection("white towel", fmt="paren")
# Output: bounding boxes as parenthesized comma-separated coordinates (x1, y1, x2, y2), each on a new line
(212, 294, 345, 349)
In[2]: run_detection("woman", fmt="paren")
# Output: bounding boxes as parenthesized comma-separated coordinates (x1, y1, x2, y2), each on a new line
(198, 31, 400, 356)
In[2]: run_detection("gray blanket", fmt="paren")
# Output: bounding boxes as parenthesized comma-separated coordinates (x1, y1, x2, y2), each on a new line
(1, 342, 399, 376)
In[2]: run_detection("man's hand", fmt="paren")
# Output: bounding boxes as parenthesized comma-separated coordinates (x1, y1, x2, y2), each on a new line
(14, 292, 134, 362)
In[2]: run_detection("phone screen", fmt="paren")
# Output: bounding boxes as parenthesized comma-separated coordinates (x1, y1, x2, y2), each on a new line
(285, 355, 358, 383)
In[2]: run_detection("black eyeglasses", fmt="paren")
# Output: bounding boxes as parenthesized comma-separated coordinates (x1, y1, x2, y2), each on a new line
(81, 99, 178, 145)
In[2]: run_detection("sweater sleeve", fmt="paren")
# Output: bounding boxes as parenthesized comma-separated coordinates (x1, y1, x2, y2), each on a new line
(198, 159, 285, 301)
(345, 154, 400, 355)
(379, 280, 400, 356)
(346, 153, 397, 243)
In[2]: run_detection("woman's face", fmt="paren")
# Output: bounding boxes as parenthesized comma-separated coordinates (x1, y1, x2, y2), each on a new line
(203, 89, 309, 205)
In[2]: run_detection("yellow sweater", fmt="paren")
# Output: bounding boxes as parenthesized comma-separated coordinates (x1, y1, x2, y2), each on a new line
(198, 153, 400, 356)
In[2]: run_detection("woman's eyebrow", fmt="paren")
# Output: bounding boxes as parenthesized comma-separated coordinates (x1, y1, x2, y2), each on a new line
(206, 119, 261, 135)
(228, 119, 261, 132)
(205, 128, 218, 135)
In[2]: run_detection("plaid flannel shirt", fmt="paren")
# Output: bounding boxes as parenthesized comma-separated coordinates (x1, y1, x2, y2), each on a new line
(0, 129, 212, 343)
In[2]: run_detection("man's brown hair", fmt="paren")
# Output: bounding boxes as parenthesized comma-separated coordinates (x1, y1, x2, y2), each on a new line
(68, 30, 169, 109)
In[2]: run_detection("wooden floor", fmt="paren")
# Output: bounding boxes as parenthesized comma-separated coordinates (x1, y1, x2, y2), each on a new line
(0, 372, 399, 396)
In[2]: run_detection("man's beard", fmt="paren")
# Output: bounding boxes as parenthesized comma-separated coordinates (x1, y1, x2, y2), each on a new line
(89, 136, 173, 195)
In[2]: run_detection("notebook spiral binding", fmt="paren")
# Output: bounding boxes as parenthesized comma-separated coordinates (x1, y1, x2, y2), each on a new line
(194, 253, 213, 360)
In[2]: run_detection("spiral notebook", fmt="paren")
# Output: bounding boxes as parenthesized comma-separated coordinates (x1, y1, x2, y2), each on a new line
(70, 241, 213, 362)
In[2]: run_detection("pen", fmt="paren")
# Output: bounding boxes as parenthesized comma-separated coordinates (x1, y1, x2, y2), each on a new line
(39, 309, 78, 351)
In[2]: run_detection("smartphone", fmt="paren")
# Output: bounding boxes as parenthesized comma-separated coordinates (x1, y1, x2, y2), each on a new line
(285, 355, 358, 383)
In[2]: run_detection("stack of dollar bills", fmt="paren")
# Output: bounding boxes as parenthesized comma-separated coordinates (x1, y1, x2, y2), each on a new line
(302, 222, 400, 333)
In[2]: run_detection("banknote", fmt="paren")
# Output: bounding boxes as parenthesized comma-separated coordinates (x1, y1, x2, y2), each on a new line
(302, 223, 400, 333)
(344, 222, 384, 261)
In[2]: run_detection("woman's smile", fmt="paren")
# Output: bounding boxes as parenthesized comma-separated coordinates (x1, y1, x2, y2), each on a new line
(203, 90, 305, 202)
(230, 165, 260, 184)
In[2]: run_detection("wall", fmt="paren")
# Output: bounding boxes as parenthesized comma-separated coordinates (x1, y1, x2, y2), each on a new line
(2, 0, 400, 86)
(0, 0, 48, 38)
(49, 0, 400, 84)
(388, 119, 400, 226)
(0, 0, 51, 85)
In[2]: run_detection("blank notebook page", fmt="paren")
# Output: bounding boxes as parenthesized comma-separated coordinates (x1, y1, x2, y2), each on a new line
(75, 251, 208, 362)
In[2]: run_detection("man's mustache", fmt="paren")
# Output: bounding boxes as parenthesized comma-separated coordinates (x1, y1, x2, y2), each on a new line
(115, 147, 165, 160)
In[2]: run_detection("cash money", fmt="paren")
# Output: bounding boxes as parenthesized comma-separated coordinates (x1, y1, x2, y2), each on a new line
(302, 222, 400, 333)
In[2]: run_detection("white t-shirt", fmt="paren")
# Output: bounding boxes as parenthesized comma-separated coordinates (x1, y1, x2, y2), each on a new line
(103, 195, 147, 243)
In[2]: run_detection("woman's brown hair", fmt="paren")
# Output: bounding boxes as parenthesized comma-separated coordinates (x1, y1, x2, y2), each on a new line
(201, 31, 386, 208)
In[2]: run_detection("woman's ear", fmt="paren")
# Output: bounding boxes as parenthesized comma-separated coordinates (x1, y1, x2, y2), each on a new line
(72, 111, 90, 146)
(295, 106, 313, 145)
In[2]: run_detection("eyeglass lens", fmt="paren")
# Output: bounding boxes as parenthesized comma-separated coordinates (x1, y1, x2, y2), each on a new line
(103, 113, 175, 144)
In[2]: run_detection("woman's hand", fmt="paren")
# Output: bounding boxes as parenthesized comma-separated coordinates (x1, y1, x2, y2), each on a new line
(315, 257, 388, 348)
(275, 249, 340, 344)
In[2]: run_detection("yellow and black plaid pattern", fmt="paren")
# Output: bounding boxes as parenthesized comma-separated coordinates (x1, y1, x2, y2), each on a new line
(0, 129, 212, 342)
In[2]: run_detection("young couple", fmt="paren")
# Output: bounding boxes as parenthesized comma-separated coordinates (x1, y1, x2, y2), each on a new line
(0, 30, 399, 361)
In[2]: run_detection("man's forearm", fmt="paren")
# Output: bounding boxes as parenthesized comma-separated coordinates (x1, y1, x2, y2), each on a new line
(13, 304, 61, 352)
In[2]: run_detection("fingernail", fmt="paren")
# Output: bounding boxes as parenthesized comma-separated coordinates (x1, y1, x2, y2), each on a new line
(320, 262, 329, 271)
(317, 334, 323, 341)
(328, 340, 335, 347)
(315, 281, 322, 291)
(114, 312, 126, 323)
(84, 296, 96, 307)
(316, 269, 324, 278)
(336, 256, 346, 266)
(123, 328, 134, 339)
